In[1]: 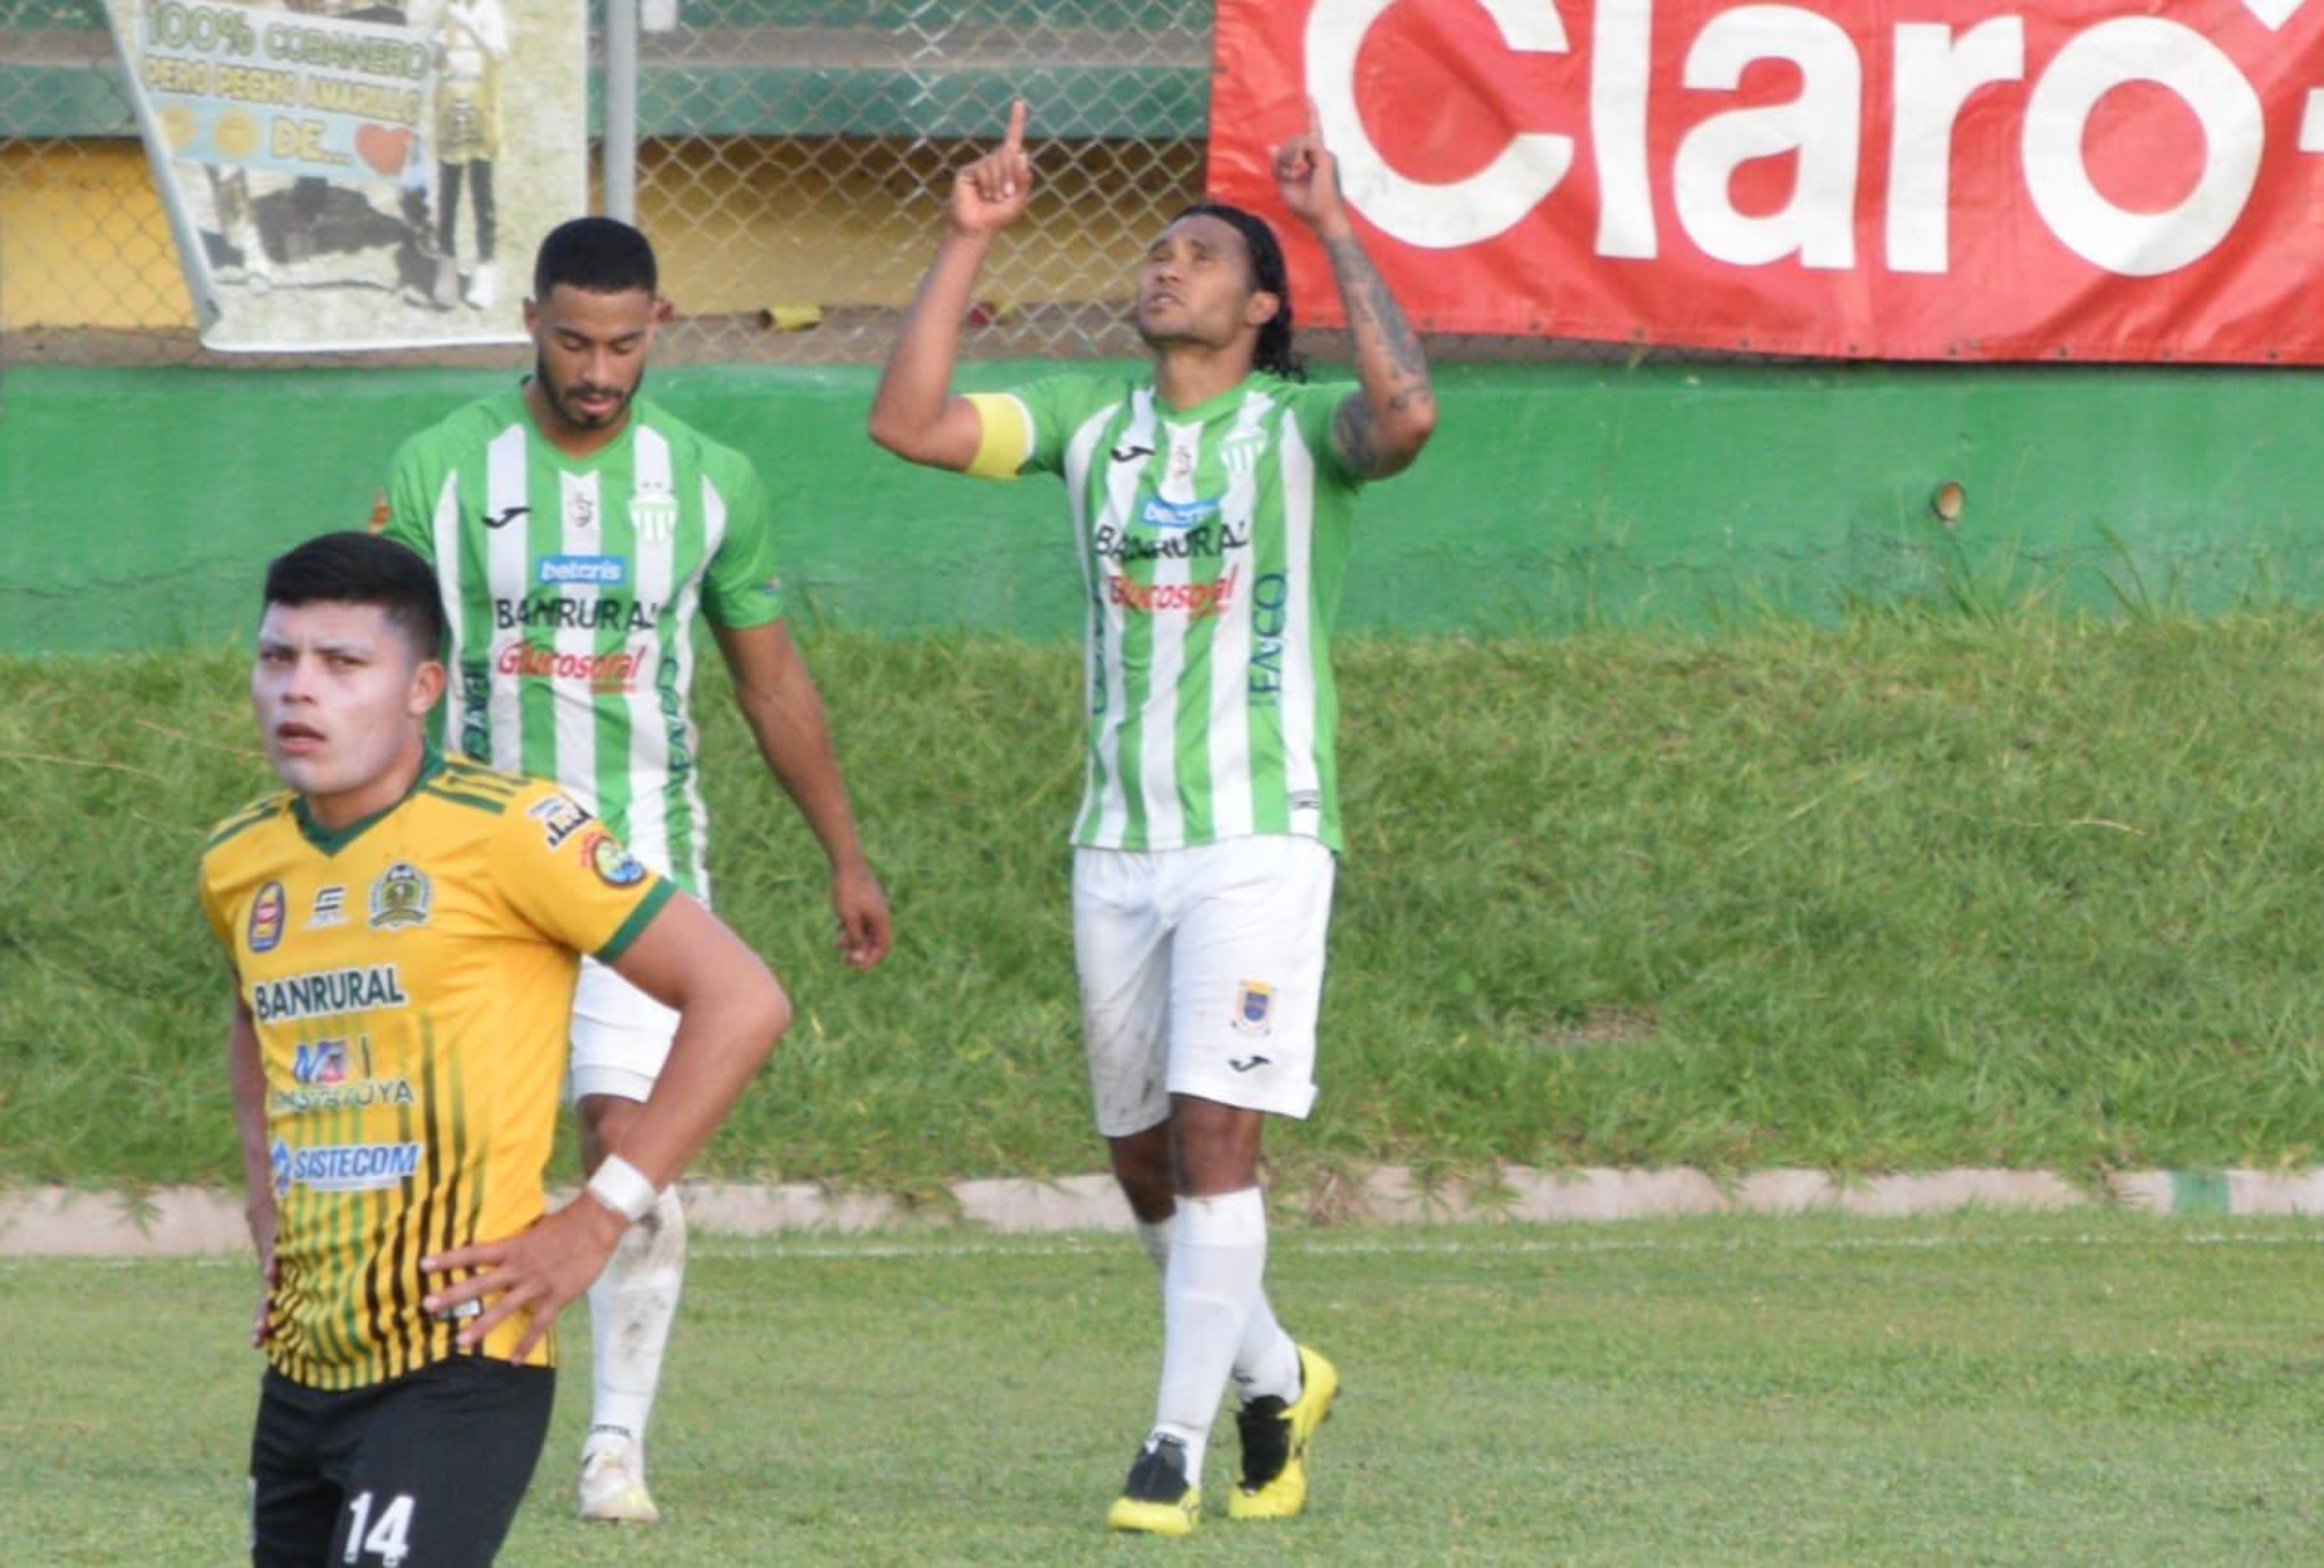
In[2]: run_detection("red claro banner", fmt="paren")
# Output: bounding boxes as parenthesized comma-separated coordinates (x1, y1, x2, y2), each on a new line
(1207, 0, 2324, 362)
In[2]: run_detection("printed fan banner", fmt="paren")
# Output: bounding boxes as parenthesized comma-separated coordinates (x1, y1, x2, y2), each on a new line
(1208, 0, 2324, 362)
(104, 0, 585, 352)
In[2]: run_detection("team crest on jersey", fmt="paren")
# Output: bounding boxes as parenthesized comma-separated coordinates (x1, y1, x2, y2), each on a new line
(580, 829, 649, 887)
(630, 483, 679, 541)
(305, 885, 347, 929)
(561, 470, 599, 532)
(248, 882, 287, 953)
(368, 862, 432, 929)
(528, 793, 592, 850)
(1232, 981, 1276, 1035)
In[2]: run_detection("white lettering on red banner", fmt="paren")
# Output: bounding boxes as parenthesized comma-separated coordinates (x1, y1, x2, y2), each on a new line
(1208, 0, 2324, 361)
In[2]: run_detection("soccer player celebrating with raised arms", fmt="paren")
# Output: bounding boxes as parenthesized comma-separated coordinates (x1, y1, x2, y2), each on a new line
(869, 100, 1437, 1534)
(379, 216, 891, 1524)
(201, 531, 788, 1564)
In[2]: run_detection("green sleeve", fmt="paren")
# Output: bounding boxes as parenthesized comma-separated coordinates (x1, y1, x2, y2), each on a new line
(701, 452, 787, 629)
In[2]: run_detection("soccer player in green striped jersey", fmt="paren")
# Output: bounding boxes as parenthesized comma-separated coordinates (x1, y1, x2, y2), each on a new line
(380, 216, 892, 1525)
(870, 99, 1435, 1535)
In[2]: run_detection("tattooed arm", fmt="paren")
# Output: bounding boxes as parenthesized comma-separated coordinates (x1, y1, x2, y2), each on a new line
(1273, 101, 1437, 481)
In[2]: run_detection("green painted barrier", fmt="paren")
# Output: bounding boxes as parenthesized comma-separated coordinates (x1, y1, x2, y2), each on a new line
(4, 360, 2319, 657)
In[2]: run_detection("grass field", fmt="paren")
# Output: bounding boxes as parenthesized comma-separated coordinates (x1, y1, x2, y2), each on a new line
(13, 614, 2324, 1190)
(11, 1212, 2324, 1564)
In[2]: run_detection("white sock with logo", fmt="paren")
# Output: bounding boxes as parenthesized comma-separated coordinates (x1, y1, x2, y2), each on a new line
(585, 1185, 686, 1460)
(1149, 1188, 1267, 1479)
(1136, 1212, 1300, 1405)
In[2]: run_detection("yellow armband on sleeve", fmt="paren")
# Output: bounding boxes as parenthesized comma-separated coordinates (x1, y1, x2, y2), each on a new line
(963, 393, 1032, 481)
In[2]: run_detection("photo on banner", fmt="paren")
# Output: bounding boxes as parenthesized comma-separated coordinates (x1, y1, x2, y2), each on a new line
(1209, 0, 2324, 364)
(103, 0, 585, 352)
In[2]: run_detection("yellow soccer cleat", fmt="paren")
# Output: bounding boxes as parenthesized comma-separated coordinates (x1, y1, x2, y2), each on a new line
(577, 1437, 661, 1525)
(1228, 1343, 1339, 1522)
(1106, 1435, 1201, 1536)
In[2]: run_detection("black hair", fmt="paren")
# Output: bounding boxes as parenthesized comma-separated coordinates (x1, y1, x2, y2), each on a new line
(533, 215, 659, 300)
(1171, 201, 1306, 382)
(263, 532, 447, 664)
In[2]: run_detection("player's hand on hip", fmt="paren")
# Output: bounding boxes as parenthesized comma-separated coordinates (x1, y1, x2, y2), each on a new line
(251, 1250, 277, 1349)
(420, 1198, 628, 1359)
(950, 98, 1035, 239)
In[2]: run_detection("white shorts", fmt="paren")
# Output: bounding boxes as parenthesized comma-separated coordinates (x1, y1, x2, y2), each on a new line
(1073, 835, 1335, 1138)
(566, 956, 679, 1104)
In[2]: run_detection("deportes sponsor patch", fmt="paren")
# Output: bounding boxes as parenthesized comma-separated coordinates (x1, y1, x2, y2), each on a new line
(581, 829, 649, 887)
(248, 881, 287, 953)
(1232, 980, 1275, 1035)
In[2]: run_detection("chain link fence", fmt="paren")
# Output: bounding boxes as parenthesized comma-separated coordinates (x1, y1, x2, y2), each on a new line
(0, 0, 1216, 364)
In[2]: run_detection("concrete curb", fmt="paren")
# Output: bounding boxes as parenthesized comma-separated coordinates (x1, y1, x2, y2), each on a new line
(5, 1166, 2318, 1257)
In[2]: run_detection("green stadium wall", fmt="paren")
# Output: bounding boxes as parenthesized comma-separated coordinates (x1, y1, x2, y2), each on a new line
(2, 360, 2318, 657)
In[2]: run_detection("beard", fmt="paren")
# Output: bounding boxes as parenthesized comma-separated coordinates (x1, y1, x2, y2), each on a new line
(534, 350, 647, 433)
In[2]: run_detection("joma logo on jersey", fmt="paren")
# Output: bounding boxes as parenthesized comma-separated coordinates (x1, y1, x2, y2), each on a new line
(252, 965, 409, 1023)
(536, 554, 629, 587)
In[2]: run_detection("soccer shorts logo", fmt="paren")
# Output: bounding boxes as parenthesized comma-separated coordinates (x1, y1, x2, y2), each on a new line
(1232, 980, 1275, 1035)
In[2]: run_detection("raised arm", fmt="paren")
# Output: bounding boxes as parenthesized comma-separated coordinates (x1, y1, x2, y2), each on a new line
(1273, 101, 1437, 481)
(867, 98, 1035, 471)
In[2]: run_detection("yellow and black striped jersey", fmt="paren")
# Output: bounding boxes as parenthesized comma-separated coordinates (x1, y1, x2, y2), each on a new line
(199, 749, 674, 1390)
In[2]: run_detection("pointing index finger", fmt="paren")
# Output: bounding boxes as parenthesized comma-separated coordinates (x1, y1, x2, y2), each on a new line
(1003, 97, 1027, 154)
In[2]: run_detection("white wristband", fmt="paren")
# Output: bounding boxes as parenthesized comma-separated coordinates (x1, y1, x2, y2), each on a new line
(585, 1154, 659, 1224)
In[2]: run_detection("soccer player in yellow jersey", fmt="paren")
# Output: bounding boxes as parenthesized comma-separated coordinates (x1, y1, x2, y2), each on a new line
(199, 531, 788, 1566)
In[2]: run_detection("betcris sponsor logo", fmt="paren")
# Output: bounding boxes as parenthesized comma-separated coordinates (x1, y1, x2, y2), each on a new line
(1141, 496, 1220, 530)
(536, 554, 629, 587)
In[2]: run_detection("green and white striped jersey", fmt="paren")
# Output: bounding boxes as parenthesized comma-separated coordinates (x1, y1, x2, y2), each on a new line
(975, 370, 1361, 852)
(381, 387, 785, 895)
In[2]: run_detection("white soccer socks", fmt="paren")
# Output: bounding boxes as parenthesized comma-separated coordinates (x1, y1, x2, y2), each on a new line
(1136, 1208, 1302, 1406)
(586, 1184, 688, 1456)
(1149, 1188, 1270, 1476)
